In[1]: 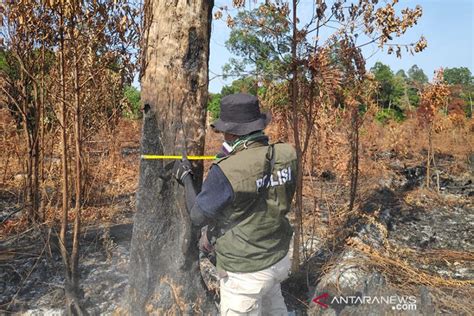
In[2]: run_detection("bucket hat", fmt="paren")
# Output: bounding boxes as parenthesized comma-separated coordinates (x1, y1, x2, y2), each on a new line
(211, 93, 271, 136)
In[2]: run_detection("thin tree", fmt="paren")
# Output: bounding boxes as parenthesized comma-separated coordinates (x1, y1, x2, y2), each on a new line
(418, 69, 449, 189)
(1, 2, 47, 222)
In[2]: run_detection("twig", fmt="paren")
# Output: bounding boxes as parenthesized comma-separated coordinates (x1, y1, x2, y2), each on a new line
(5, 240, 47, 311)
(1, 207, 24, 224)
(281, 288, 310, 308)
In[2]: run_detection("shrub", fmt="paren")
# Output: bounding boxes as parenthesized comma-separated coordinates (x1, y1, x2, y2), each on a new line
(122, 86, 141, 119)
(375, 108, 405, 124)
(207, 93, 221, 120)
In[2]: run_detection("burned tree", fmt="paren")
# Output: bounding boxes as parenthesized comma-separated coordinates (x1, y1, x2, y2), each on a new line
(128, 0, 215, 314)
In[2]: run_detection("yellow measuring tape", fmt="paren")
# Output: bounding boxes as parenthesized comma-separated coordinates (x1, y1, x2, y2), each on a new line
(141, 155, 217, 160)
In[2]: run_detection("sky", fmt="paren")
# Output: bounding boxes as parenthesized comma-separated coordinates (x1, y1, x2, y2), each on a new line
(208, 0, 474, 93)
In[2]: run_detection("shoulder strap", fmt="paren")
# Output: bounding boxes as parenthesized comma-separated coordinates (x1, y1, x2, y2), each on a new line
(257, 144, 276, 195)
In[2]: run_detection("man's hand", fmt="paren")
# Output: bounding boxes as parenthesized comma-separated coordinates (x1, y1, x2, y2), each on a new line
(173, 158, 193, 185)
(199, 226, 215, 253)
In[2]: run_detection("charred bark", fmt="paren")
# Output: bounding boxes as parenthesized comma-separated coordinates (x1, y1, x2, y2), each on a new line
(129, 0, 215, 314)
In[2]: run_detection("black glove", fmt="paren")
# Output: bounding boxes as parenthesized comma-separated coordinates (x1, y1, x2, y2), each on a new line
(172, 158, 193, 185)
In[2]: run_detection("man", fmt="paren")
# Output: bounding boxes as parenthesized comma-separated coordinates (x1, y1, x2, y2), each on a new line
(173, 93, 297, 315)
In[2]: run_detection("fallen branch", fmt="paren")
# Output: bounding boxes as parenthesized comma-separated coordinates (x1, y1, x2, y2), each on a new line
(1, 207, 24, 224)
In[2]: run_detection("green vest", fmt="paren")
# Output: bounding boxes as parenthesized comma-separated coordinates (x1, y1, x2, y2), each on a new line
(213, 141, 297, 273)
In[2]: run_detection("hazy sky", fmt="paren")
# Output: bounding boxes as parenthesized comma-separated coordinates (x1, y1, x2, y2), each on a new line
(208, 0, 474, 93)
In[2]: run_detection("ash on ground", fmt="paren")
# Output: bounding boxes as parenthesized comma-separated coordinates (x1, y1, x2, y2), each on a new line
(1, 207, 133, 315)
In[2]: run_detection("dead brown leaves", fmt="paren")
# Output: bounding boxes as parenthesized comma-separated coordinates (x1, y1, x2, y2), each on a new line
(418, 69, 451, 125)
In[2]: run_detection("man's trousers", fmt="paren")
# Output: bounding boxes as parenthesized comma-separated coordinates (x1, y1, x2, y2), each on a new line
(219, 253, 291, 315)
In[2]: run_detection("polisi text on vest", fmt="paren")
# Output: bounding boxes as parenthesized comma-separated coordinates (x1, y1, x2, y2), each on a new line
(255, 166, 292, 190)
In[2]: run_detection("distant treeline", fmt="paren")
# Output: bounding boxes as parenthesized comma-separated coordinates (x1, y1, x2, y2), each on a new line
(207, 64, 473, 123)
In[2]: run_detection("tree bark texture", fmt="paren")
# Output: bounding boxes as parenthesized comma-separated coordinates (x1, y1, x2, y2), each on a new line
(129, 1, 215, 314)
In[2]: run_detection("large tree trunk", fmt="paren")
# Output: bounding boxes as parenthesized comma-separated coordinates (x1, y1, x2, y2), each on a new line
(129, 1, 215, 314)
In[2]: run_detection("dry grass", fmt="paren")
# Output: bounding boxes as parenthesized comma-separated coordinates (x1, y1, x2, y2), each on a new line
(0, 114, 140, 237)
(361, 115, 474, 163)
(203, 127, 222, 173)
(346, 235, 474, 314)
